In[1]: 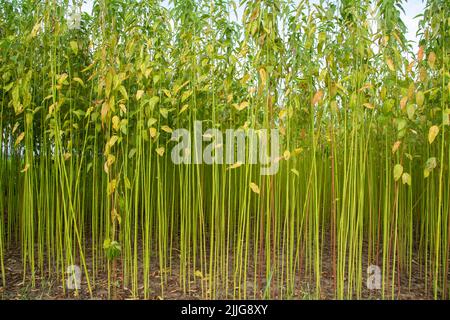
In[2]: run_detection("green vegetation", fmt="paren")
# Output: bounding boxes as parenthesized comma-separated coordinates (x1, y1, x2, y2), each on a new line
(0, 0, 449, 299)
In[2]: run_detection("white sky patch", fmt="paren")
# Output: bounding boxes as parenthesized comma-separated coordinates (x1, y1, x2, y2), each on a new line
(401, 0, 424, 47)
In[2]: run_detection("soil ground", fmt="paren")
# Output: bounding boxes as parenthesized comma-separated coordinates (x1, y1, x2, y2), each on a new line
(0, 237, 438, 300)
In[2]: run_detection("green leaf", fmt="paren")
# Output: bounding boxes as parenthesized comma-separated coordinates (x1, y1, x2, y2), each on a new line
(406, 104, 415, 120)
(69, 41, 78, 54)
(402, 172, 411, 186)
(424, 157, 437, 178)
(181, 90, 193, 102)
(149, 96, 160, 109)
(119, 85, 128, 100)
(103, 238, 111, 249)
(394, 164, 403, 181)
(416, 91, 424, 107)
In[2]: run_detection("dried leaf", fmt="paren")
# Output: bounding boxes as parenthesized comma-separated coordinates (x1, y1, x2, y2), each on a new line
(400, 96, 408, 110)
(418, 46, 424, 62)
(311, 90, 323, 106)
(392, 141, 401, 154)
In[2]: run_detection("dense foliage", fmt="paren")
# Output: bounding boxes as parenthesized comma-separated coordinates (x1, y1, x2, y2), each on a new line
(0, 0, 449, 299)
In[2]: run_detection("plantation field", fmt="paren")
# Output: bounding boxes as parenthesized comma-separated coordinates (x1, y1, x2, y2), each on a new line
(0, 0, 449, 300)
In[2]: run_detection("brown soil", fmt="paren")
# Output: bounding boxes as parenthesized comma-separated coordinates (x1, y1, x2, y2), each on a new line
(0, 237, 439, 300)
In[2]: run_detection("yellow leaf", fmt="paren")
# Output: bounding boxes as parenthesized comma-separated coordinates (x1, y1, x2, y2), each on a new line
(160, 108, 168, 118)
(147, 118, 157, 127)
(107, 154, 115, 166)
(73, 77, 84, 86)
(311, 90, 323, 106)
(428, 51, 436, 68)
(419, 67, 427, 82)
(12, 122, 19, 134)
(15, 132, 25, 146)
(111, 208, 121, 225)
(181, 90, 192, 102)
(234, 101, 249, 111)
(249, 182, 260, 194)
(358, 83, 373, 92)
(30, 21, 40, 38)
(149, 127, 157, 138)
(279, 109, 287, 119)
(417, 46, 424, 62)
(363, 103, 374, 109)
(392, 141, 401, 154)
(112, 116, 120, 131)
(21, 163, 30, 173)
(194, 270, 203, 278)
(330, 100, 338, 112)
(179, 104, 189, 114)
(104, 154, 116, 174)
(416, 91, 425, 107)
(428, 125, 439, 144)
(57, 73, 68, 85)
(107, 179, 117, 195)
(394, 164, 403, 181)
(69, 41, 78, 54)
(402, 172, 411, 186)
(125, 177, 131, 189)
(149, 96, 160, 109)
(386, 58, 395, 71)
(400, 96, 408, 110)
(161, 125, 172, 133)
(156, 147, 165, 157)
(108, 135, 119, 147)
(259, 68, 267, 85)
(228, 162, 243, 170)
(240, 73, 250, 85)
(291, 168, 300, 176)
(283, 150, 291, 160)
(293, 147, 303, 155)
(101, 101, 109, 121)
(119, 85, 128, 100)
(136, 90, 144, 101)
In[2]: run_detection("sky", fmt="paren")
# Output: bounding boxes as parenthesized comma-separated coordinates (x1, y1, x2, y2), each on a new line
(80, 0, 425, 46)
